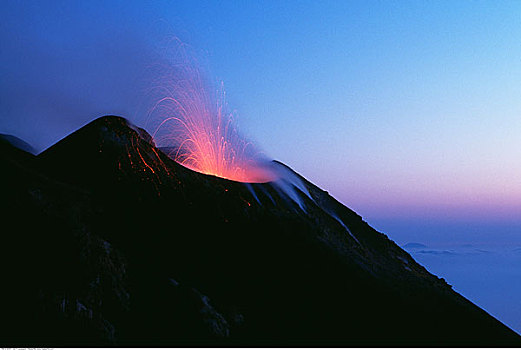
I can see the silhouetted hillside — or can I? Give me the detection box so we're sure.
[1,116,519,346]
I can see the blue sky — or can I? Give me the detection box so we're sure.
[1,0,520,224]
[2,0,521,335]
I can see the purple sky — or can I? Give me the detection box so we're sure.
[1,0,520,225]
[2,0,521,334]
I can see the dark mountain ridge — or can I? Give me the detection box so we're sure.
[1,116,519,346]
[0,133,36,154]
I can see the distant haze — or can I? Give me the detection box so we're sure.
[2,0,520,336]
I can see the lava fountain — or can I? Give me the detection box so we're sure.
[144,42,276,183]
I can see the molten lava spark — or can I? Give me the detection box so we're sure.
[145,42,275,183]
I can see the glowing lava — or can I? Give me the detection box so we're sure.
[145,42,276,183]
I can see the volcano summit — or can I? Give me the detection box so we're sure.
[1,116,519,346]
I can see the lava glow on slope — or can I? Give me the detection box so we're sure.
[145,42,276,183]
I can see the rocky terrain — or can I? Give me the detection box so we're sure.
[1,116,519,346]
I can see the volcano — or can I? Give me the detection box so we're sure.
[1,116,519,346]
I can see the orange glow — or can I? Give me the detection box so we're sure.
[145,40,276,183]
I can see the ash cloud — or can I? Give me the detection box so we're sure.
[0,3,170,153]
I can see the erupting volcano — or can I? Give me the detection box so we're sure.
[145,44,275,183]
[2,35,520,350]
[2,114,520,346]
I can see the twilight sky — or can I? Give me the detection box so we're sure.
[1,0,520,226]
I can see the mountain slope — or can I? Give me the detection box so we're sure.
[1,116,519,346]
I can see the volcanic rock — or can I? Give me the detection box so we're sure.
[0,116,519,346]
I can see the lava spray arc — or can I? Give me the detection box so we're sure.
[145,42,276,183]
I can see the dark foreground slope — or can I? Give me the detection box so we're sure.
[1,116,519,346]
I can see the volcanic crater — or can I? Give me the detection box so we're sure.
[1,116,519,346]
